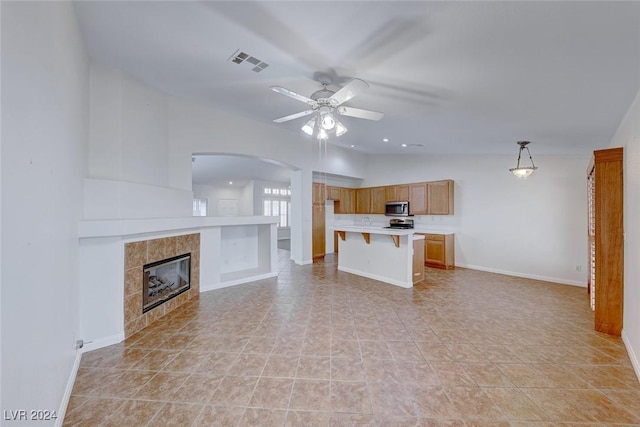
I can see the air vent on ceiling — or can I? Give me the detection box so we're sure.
[228,49,269,73]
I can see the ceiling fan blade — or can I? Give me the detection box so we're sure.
[273,110,315,123]
[329,78,369,106]
[270,86,316,106]
[338,106,384,121]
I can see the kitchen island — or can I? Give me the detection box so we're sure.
[332,226,416,288]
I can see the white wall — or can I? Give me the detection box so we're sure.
[192,183,246,216]
[85,66,192,219]
[1,1,88,422]
[363,154,589,286]
[609,88,640,381]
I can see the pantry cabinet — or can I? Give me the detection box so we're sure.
[588,147,623,336]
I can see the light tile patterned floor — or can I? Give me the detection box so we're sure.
[64,250,640,426]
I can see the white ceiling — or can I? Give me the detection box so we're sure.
[74,1,640,162]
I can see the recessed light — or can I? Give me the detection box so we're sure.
[229,181,233,185]
[350,144,356,148]
[382,138,389,142]
[401,143,407,148]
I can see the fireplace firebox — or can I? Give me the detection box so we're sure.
[142,253,191,313]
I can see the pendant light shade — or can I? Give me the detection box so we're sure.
[509,141,538,179]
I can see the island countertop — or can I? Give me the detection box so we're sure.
[331,225,415,236]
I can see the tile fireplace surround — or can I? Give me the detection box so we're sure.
[124,233,200,337]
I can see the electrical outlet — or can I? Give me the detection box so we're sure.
[576,265,582,272]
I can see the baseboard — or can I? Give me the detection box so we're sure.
[622,330,640,383]
[200,272,278,293]
[457,263,586,287]
[55,351,82,427]
[80,333,124,353]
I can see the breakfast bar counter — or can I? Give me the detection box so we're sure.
[332,226,416,288]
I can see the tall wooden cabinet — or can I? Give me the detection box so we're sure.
[588,147,623,336]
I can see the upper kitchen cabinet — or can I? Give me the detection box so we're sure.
[384,186,397,202]
[370,187,386,214]
[409,183,428,215]
[333,188,354,214]
[355,188,371,214]
[327,186,341,201]
[428,180,454,215]
[396,185,410,201]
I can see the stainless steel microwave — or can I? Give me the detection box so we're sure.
[385,201,411,216]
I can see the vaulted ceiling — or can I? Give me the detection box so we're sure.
[75,1,640,158]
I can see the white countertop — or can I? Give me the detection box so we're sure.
[332,225,454,236]
[79,216,279,239]
[331,225,415,236]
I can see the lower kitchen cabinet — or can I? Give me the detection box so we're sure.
[416,233,455,269]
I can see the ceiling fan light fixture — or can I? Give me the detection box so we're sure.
[301,118,315,136]
[509,140,538,179]
[321,113,336,130]
[317,127,328,140]
[335,120,348,137]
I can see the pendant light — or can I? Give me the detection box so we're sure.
[509,141,538,179]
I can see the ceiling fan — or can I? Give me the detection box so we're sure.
[270,77,384,139]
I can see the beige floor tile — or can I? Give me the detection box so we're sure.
[238,408,287,426]
[192,405,244,427]
[297,356,330,379]
[146,402,204,427]
[482,387,547,421]
[263,354,299,378]
[331,357,365,381]
[289,379,331,411]
[284,410,331,426]
[209,376,259,406]
[133,371,190,400]
[101,399,164,427]
[249,377,294,409]
[62,397,123,426]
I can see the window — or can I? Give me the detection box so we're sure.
[192,198,207,216]
[263,186,291,227]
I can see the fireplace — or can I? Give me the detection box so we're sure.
[143,253,191,313]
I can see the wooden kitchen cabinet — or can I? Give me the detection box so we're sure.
[428,180,454,215]
[370,186,386,214]
[313,182,326,205]
[409,183,428,215]
[416,233,455,269]
[588,147,624,336]
[384,185,397,202]
[327,186,341,201]
[355,188,371,214]
[340,188,354,214]
[396,185,410,201]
